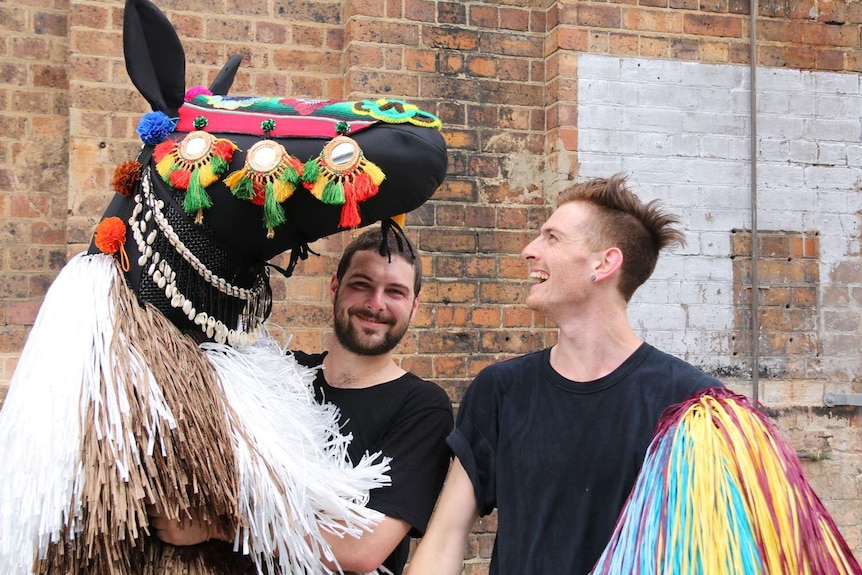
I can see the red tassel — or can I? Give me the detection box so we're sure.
[213,139,235,160]
[251,180,266,206]
[339,194,362,228]
[352,172,377,202]
[153,140,174,163]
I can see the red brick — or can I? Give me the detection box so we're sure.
[462,257,496,278]
[466,55,497,78]
[786,45,817,68]
[433,355,467,378]
[683,13,744,37]
[623,8,684,33]
[578,4,622,28]
[346,69,418,97]
[468,155,501,178]
[0,5,27,32]
[33,11,67,36]
[438,2,466,25]
[470,307,501,327]
[423,26,479,50]
[405,48,436,72]
[480,282,530,304]
[503,307,535,328]
[436,204,466,226]
[760,0,816,19]
[420,229,478,253]
[435,304,468,327]
[386,0,403,18]
[404,0,434,22]
[556,26,589,51]
[470,5,498,28]
[500,8,530,32]
[480,32,543,58]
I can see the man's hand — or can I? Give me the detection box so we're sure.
[148,506,229,546]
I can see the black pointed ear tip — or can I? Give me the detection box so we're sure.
[209,54,243,95]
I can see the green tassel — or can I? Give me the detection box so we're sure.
[184,169,213,213]
[280,162,299,184]
[321,179,345,205]
[301,158,319,185]
[211,155,228,175]
[231,176,255,200]
[263,183,286,229]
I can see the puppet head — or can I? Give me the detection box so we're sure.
[90,0,447,347]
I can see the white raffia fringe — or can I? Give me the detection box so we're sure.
[203,339,391,575]
[0,253,174,575]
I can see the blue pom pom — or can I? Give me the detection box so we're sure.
[136,111,176,145]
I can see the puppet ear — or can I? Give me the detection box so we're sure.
[209,54,242,96]
[122,0,185,115]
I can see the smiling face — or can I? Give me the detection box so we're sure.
[521,201,605,318]
[331,249,419,356]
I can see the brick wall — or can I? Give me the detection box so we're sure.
[1,1,69,393]
[3,0,862,572]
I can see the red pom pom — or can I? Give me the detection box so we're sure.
[94,217,127,255]
[170,169,191,189]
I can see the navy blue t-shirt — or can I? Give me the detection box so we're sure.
[448,343,722,575]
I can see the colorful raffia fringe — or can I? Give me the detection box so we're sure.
[301,133,385,229]
[224,140,305,238]
[590,387,862,575]
[153,131,238,224]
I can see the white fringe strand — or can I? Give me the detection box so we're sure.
[203,339,391,575]
[0,253,122,574]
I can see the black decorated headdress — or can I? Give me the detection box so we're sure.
[91,0,447,346]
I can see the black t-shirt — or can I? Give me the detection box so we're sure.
[293,351,453,575]
[448,343,723,575]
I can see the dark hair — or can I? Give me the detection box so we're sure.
[335,227,422,295]
[556,174,686,302]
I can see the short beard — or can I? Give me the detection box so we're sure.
[333,308,409,356]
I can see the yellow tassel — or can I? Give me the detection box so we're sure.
[361,158,385,186]
[156,154,176,178]
[309,176,329,201]
[392,213,406,228]
[197,163,218,187]
[223,169,247,189]
[272,179,295,203]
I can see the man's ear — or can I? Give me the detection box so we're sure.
[329,273,339,302]
[593,247,623,282]
[409,294,420,320]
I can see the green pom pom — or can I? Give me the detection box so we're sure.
[193,116,208,130]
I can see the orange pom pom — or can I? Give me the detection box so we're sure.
[94,217,127,255]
